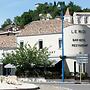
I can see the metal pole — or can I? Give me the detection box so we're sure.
[80,63,82,83]
[61,7,64,82]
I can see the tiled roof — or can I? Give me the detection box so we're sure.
[0,19,72,48]
[0,35,17,49]
[18,18,72,36]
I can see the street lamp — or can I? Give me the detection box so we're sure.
[58,4,64,82]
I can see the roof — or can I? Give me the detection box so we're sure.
[0,35,17,49]
[73,12,90,15]
[4,63,16,68]
[65,8,71,16]
[18,19,72,36]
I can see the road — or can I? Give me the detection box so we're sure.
[36,83,90,90]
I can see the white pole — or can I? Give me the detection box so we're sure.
[80,63,82,83]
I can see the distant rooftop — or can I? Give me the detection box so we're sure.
[0,35,17,49]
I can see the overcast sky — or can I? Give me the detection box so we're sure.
[0,0,90,27]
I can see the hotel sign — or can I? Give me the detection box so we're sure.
[71,29,88,47]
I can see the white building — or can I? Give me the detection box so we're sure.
[16,18,72,75]
[1,8,90,77]
[64,25,90,75]
[16,8,90,76]
[0,29,18,75]
[73,12,90,24]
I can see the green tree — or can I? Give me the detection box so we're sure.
[82,8,90,12]
[14,10,34,27]
[67,1,82,15]
[2,1,89,29]
[1,18,12,28]
[14,16,22,26]
[14,12,32,26]
[3,44,52,77]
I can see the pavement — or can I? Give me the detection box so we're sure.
[19,78,90,90]
[35,79,90,90]
[36,83,90,90]
[26,78,90,84]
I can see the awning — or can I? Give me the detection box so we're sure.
[4,63,16,68]
[48,56,61,65]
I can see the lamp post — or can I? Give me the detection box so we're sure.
[58,4,64,82]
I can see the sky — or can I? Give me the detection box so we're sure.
[0,0,90,27]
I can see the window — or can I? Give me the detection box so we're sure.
[74,61,76,75]
[85,17,88,24]
[59,39,62,48]
[78,16,81,24]
[20,41,24,48]
[39,40,43,49]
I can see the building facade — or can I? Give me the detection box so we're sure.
[0,28,19,75]
[64,25,90,75]
[1,8,90,76]
[73,12,90,24]
[16,9,90,76]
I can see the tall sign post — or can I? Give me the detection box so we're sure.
[58,4,64,82]
[61,6,64,82]
[76,54,88,83]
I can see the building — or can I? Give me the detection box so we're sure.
[73,12,90,24]
[1,8,90,77]
[64,25,90,75]
[16,8,90,77]
[16,18,72,76]
[0,27,19,75]
[64,8,72,23]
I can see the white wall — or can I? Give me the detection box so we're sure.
[64,25,90,76]
[64,16,72,23]
[17,24,90,76]
[73,12,90,24]
[17,34,62,63]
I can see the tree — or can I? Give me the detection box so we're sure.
[82,8,90,12]
[1,18,12,28]
[2,44,52,77]
[2,1,89,30]
[14,12,32,26]
[14,16,22,26]
[67,1,82,15]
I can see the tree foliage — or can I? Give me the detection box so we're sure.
[67,1,82,15]
[1,1,90,29]
[2,44,52,76]
[82,8,90,12]
[1,18,12,28]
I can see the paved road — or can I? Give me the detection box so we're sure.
[36,83,90,90]
[22,78,90,90]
